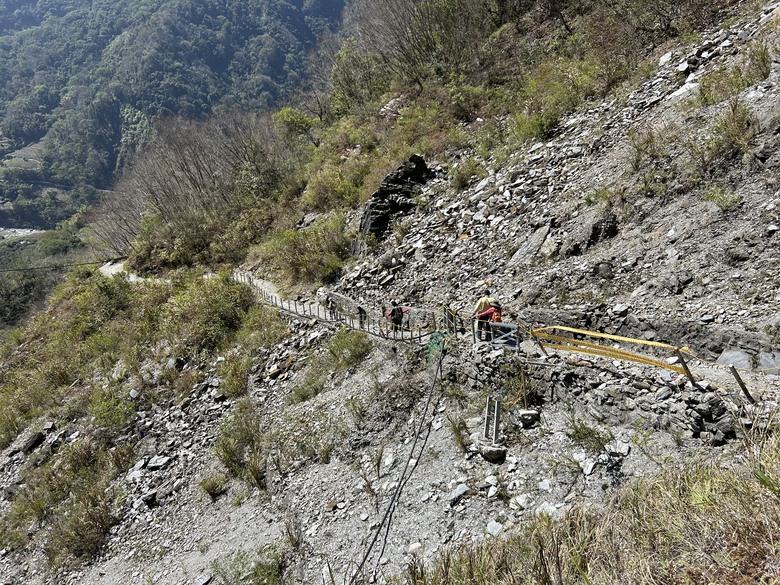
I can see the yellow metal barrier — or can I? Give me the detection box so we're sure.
[529,326,688,375]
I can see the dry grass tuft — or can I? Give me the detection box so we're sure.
[390,430,780,584]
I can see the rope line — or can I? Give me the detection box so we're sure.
[349,342,448,584]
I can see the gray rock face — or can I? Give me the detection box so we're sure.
[758,352,780,373]
[359,154,433,241]
[509,224,551,268]
[21,432,45,455]
[716,349,755,369]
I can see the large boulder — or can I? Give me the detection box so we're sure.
[359,154,432,240]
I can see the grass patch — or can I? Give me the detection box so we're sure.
[325,328,373,370]
[684,98,758,178]
[698,42,773,105]
[200,473,230,501]
[218,353,254,398]
[235,304,289,349]
[214,398,269,491]
[289,362,328,404]
[704,184,743,211]
[0,439,133,564]
[447,414,470,453]
[211,546,287,585]
[566,411,612,454]
[391,431,780,584]
[450,157,487,190]
[290,328,372,404]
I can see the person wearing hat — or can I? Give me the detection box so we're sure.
[472,289,494,341]
[474,300,502,342]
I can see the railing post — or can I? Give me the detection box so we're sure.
[675,348,699,389]
[492,399,500,444]
[483,397,491,440]
[729,365,756,404]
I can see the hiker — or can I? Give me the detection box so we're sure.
[474,300,503,342]
[472,289,494,341]
[386,300,408,332]
[357,305,367,329]
[326,295,337,321]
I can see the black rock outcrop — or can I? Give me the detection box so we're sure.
[359,154,432,240]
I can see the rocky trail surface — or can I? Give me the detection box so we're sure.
[3,2,780,584]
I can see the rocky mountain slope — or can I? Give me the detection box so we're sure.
[2,2,780,584]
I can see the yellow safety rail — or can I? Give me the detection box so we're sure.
[531,326,688,375]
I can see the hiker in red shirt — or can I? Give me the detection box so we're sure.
[472,290,494,341]
[474,300,502,341]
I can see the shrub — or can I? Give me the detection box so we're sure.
[698,65,749,106]
[302,162,365,210]
[88,386,135,431]
[256,214,352,284]
[711,98,758,158]
[325,328,373,370]
[1,439,131,564]
[510,56,600,143]
[450,158,487,190]
[273,106,320,147]
[627,128,661,172]
[214,398,268,490]
[447,414,470,453]
[46,481,119,564]
[163,272,255,353]
[235,305,289,349]
[685,99,758,177]
[200,473,230,501]
[446,76,488,121]
[329,38,390,116]
[218,353,254,398]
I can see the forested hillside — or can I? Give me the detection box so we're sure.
[0,0,344,228]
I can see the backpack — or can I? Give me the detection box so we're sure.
[391,306,403,321]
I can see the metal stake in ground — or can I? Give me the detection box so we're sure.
[675,348,699,388]
[729,365,756,404]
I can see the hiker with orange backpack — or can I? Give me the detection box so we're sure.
[472,290,495,341]
[474,300,502,342]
